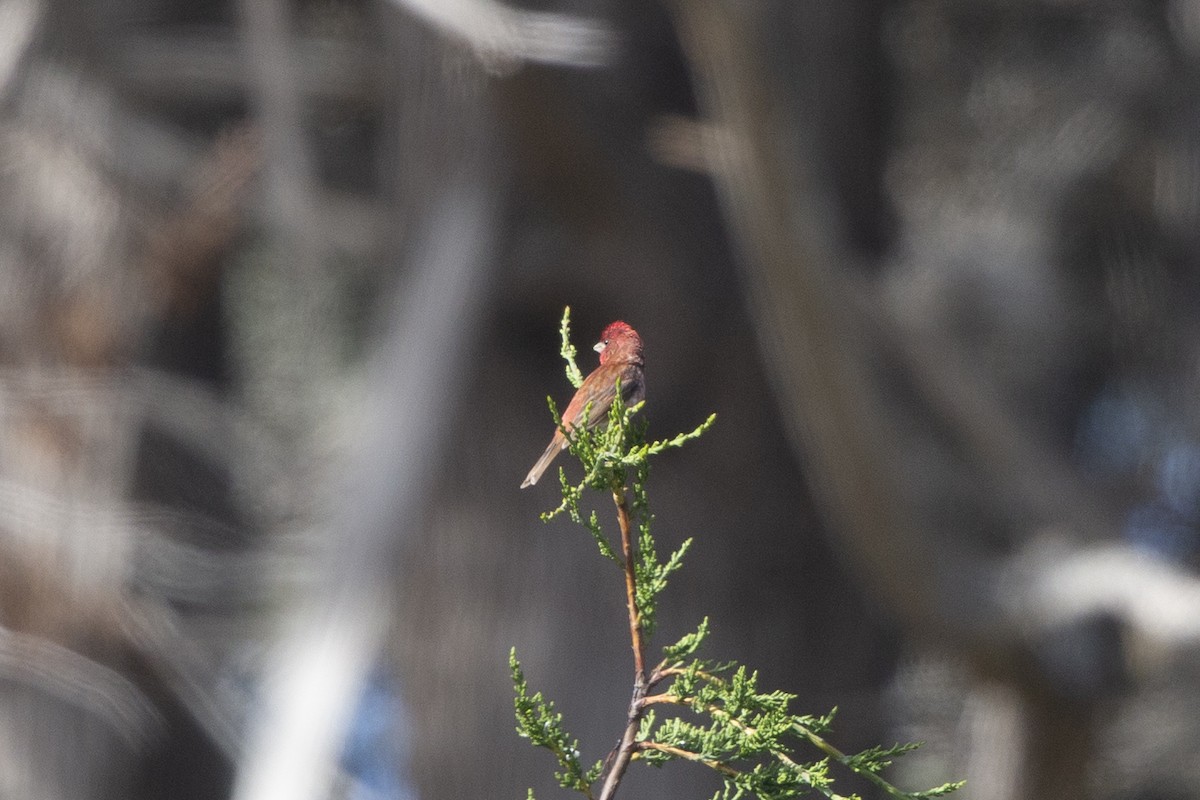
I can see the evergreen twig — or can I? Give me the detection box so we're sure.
[511,308,963,800]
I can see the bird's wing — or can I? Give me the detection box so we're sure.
[579,380,619,428]
[580,364,643,428]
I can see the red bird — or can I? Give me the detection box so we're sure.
[521,321,646,488]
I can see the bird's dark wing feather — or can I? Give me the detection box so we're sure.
[580,364,643,428]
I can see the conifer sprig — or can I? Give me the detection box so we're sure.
[511,308,962,800]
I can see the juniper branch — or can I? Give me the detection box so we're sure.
[513,309,960,800]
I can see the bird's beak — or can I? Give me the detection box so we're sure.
[593,341,606,353]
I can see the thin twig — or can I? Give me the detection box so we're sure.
[595,487,648,800]
[650,664,725,685]
[791,722,922,800]
[638,741,741,780]
[615,488,645,679]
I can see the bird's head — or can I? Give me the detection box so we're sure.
[594,321,643,365]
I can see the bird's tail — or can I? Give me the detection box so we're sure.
[521,438,566,488]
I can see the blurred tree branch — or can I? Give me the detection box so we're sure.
[667,0,939,632]
[230,3,503,800]
[387,0,617,70]
[664,2,1200,797]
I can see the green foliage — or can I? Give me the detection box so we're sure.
[845,744,923,775]
[510,649,604,795]
[512,309,962,800]
[559,306,584,389]
[662,617,710,663]
[635,534,690,639]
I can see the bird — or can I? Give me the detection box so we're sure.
[521,321,645,488]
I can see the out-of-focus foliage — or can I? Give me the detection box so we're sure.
[1,1,1200,800]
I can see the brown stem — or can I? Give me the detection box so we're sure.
[638,742,741,780]
[653,665,725,684]
[595,487,648,800]
[615,487,645,677]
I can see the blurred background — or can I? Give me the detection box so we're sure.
[3,0,1200,798]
